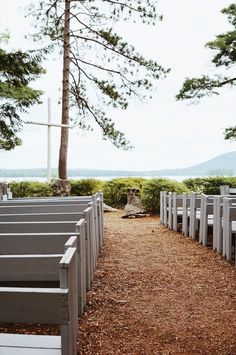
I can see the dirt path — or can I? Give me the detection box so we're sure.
[78,211,236,355]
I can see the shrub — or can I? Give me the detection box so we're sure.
[141,178,189,214]
[70,179,103,196]
[9,181,52,198]
[183,176,236,195]
[102,177,147,208]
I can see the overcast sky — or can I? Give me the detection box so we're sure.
[0,0,235,171]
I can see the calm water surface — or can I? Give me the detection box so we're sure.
[2,175,201,183]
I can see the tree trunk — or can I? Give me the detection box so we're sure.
[58,0,71,180]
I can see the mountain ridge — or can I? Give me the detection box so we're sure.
[1,151,236,177]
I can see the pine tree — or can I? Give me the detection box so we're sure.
[176,4,236,140]
[28,0,170,181]
[0,33,44,150]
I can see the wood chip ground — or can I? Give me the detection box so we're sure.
[0,211,235,354]
[78,211,236,355]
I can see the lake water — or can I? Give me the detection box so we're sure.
[1,175,201,183]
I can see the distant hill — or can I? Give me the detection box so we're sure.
[149,151,236,176]
[1,151,236,178]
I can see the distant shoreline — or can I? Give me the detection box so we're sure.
[1,150,236,179]
[0,175,217,183]
[1,150,235,178]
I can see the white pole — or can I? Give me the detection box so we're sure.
[25,103,73,184]
[47,98,52,183]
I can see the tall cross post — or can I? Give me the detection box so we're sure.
[25,98,74,183]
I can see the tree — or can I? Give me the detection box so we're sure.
[176,3,236,138]
[28,0,170,181]
[0,33,45,150]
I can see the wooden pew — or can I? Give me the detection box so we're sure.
[161,192,193,236]
[0,205,95,287]
[0,220,86,316]
[160,191,168,226]
[0,203,99,265]
[172,192,184,232]
[160,191,164,224]
[0,193,104,255]
[0,236,77,285]
[198,195,214,246]
[220,185,236,196]
[189,193,201,240]
[4,191,104,243]
[213,196,236,256]
[161,190,236,266]
[163,191,181,231]
[0,247,78,355]
[0,206,94,257]
[167,192,173,230]
[181,193,191,236]
[213,196,222,253]
[0,212,87,222]
[222,197,236,264]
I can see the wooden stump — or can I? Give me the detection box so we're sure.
[51,179,71,196]
[122,188,146,218]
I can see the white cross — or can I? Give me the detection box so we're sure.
[25,98,74,183]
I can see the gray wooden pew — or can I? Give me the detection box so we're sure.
[161,192,180,231]
[161,192,191,236]
[167,192,173,230]
[213,196,236,255]
[0,247,78,355]
[220,185,236,195]
[0,220,86,316]
[1,193,104,255]
[0,203,91,214]
[160,191,164,224]
[0,212,87,222]
[213,196,223,253]
[188,193,201,240]
[182,193,191,236]
[161,191,168,227]
[0,236,77,284]
[161,190,236,267]
[5,191,103,222]
[172,192,184,232]
[0,203,99,263]
[0,220,82,233]
[0,192,104,284]
[0,206,94,253]
[222,197,236,264]
[198,195,214,246]
[0,206,95,289]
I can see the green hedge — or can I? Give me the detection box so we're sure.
[9,181,52,198]
[183,177,236,195]
[142,178,189,214]
[9,179,103,199]
[102,177,146,208]
[70,179,103,196]
[9,176,236,214]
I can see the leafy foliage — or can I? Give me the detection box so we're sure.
[10,181,52,197]
[224,126,236,142]
[27,0,169,150]
[0,35,45,150]
[183,176,236,195]
[208,4,236,67]
[141,178,189,214]
[176,4,236,106]
[70,178,103,196]
[102,177,146,208]
[176,75,235,101]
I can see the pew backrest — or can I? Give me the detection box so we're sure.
[0,212,85,222]
[0,246,78,355]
